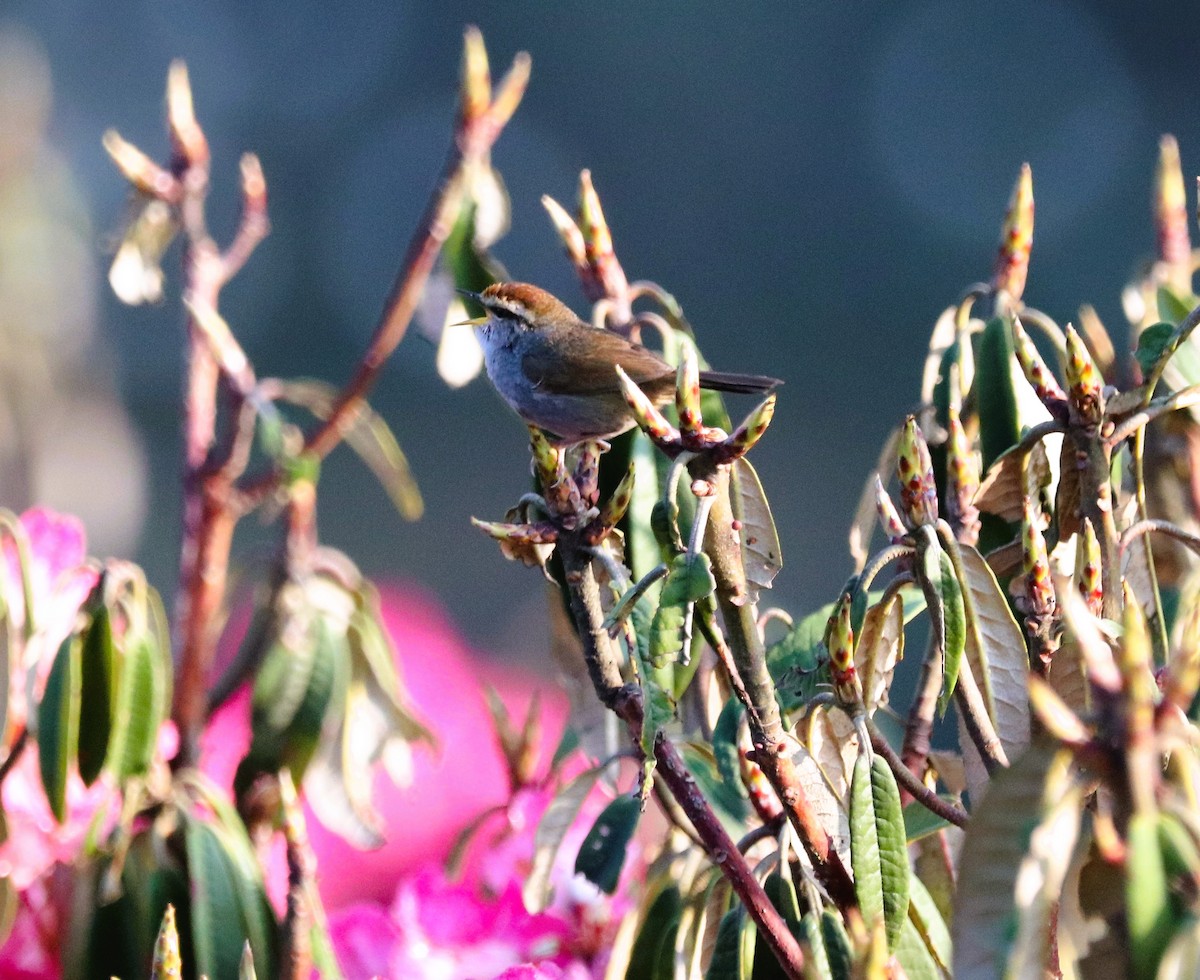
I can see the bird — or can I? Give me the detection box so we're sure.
[465,281,781,445]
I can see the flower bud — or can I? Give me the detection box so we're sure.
[874,475,907,542]
[1011,315,1067,411]
[1074,518,1103,616]
[897,416,938,528]
[1064,325,1104,426]
[1156,134,1191,272]
[945,403,981,545]
[676,342,703,435]
[1021,498,1055,619]
[614,366,680,446]
[827,594,862,706]
[722,394,776,461]
[578,170,629,301]
[993,163,1034,301]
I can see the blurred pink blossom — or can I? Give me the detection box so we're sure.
[0,508,102,980]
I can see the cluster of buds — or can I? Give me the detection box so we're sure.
[473,428,635,568]
[614,343,776,468]
[543,170,630,306]
[992,163,1035,303]
[1012,315,1106,431]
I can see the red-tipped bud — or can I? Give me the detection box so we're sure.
[897,416,938,528]
[614,366,680,446]
[471,518,558,545]
[874,475,907,542]
[1021,498,1055,619]
[721,393,776,461]
[152,906,183,980]
[578,170,629,301]
[573,441,603,508]
[740,750,783,823]
[528,428,578,516]
[993,163,1034,301]
[1074,518,1103,616]
[1156,135,1191,272]
[589,462,636,543]
[676,342,703,435]
[1121,583,1155,748]
[945,395,981,545]
[1063,325,1104,426]
[827,594,862,706]
[1012,315,1067,410]
[486,52,531,132]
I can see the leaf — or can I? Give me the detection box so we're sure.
[730,458,782,604]
[38,633,81,822]
[850,750,885,940]
[768,601,835,710]
[109,635,169,779]
[908,872,953,971]
[870,754,910,949]
[551,725,581,770]
[857,593,905,715]
[523,766,604,913]
[957,543,1031,770]
[77,605,116,786]
[951,738,1061,979]
[1137,322,1177,378]
[186,817,250,980]
[705,908,754,980]
[649,600,687,670]
[273,379,423,520]
[626,885,682,980]
[576,795,641,894]
[1005,765,1084,980]
[801,911,834,980]
[1128,812,1179,978]
[903,800,953,843]
[1158,285,1194,326]
[975,440,1051,523]
[712,698,748,801]
[895,913,942,979]
[975,316,1022,471]
[660,552,716,605]
[821,910,854,979]
[932,548,966,717]
[682,742,749,824]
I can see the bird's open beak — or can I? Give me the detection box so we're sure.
[450,315,489,327]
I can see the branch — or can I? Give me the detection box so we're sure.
[869,722,968,829]
[236,39,531,513]
[693,458,858,909]
[556,536,805,980]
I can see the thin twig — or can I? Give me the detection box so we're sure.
[869,722,968,828]
[1121,518,1200,559]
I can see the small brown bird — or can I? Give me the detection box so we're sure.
[469,282,781,444]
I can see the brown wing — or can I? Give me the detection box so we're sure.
[521,330,674,395]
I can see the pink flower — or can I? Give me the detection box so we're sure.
[0,509,102,979]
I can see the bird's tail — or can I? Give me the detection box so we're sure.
[698,370,782,395]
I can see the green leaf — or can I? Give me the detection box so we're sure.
[1128,812,1179,978]
[908,873,952,971]
[109,635,169,779]
[1158,285,1194,325]
[902,800,953,843]
[575,794,641,894]
[681,741,749,825]
[871,754,910,948]
[850,750,884,940]
[820,910,854,979]
[706,907,755,980]
[38,633,81,822]
[523,766,604,913]
[712,698,748,801]
[550,726,581,771]
[975,315,1021,470]
[802,911,834,980]
[649,600,687,670]
[660,552,715,605]
[895,913,941,979]
[626,885,681,980]
[273,380,423,520]
[77,604,116,786]
[933,549,966,717]
[186,817,249,980]
[1137,322,1177,378]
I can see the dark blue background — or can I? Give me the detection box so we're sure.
[7,1,1198,659]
